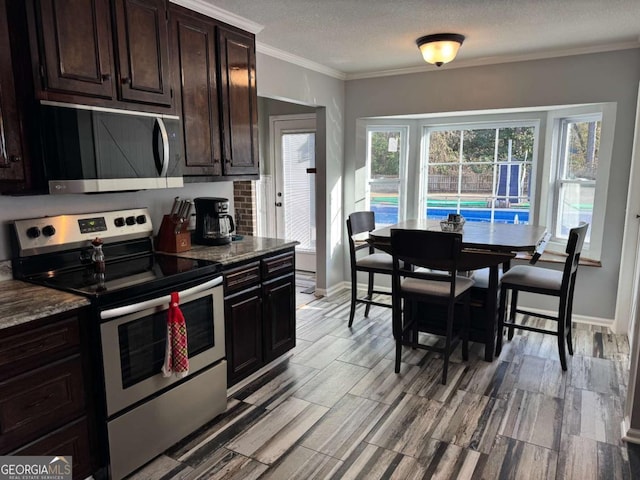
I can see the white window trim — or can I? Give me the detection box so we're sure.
[539,103,616,261]
[358,104,615,263]
[365,125,409,224]
[419,118,540,223]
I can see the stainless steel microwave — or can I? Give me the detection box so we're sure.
[39,101,184,194]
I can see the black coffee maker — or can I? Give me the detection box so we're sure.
[193,197,235,245]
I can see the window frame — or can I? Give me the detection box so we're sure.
[419,119,540,225]
[365,125,409,227]
[540,104,616,261]
[357,103,615,262]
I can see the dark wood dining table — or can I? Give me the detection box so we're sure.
[365,219,548,361]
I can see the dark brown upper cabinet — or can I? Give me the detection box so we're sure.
[35,0,114,99]
[28,0,172,109]
[218,26,259,177]
[113,0,172,106]
[170,5,222,176]
[0,0,30,192]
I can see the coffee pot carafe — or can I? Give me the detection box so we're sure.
[193,197,235,245]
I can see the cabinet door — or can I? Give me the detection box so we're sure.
[0,0,27,189]
[12,417,93,480]
[37,0,114,99]
[218,26,259,176]
[263,273,296,362]
[224,287,263,385]
[113,0,172,106]
[0,355,85,453]
[170,7,222,176]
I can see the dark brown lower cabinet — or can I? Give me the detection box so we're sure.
[0,309,97,479]
[224,286,263,384]
[224,249,296,386]
[263,273,296,362]
[12,417,93,480]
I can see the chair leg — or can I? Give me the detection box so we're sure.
[364,272,374,317]
[557,300,568,371]
[566,278,577,356]
[442,303,455,385]
[404,300,418,348]
[496,285,508,357]
[348,269,357,328]
[462,294,470,361]
[507,290,518,340]
[393,295,402,373]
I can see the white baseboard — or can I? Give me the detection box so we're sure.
[317,283,614,329]
[315,281,349,298]
[621,417,640,444]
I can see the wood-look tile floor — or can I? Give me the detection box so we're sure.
[128,281,633,480]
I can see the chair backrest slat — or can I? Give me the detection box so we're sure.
[391,229,463,279]
[562,222,589,282]
[347,211,375,237]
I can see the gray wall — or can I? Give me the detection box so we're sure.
[0,183,233,261]
[258,96,316,177]
[257,53,345,293]
[344,49,640,321]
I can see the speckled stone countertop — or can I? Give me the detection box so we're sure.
[0,236,294,331]
[171,235,298,266]
[0,279,90,331]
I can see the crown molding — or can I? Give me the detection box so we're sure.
[166,3,639,83]
[256,43,347,80]
[346,40,640,80]
[169,0,263,33]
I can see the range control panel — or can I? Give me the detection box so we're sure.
[14,208,153,256]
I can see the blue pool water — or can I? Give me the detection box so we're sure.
[371,205,529,225]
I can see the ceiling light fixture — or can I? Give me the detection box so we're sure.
[416,33,465,67]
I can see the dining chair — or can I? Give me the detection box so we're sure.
[346,211,393,327]
[391,229,475,384]
[495,223,589,370]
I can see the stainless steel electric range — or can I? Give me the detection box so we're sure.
[11,208,227,480]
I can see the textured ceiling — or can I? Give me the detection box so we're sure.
[203,0,640,77]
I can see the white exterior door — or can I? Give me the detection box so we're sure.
[271,115,316,272]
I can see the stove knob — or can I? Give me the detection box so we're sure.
[42,225,56,237]
[136,215,147,225]
[126,216,136,226]
[114,217,125,227]
[26,226,41,238]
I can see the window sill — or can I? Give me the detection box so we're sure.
[515,251,602,267]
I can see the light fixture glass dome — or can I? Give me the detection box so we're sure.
[416,33,465,67]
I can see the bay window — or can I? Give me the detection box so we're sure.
[365,126,408,227]
[420,123,537,224]
[358,104,614,262]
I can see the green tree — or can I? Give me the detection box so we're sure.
[370,132,400,177]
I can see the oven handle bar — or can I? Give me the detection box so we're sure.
[100,276,223,320]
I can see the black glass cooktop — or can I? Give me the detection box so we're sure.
[24,253,221,301]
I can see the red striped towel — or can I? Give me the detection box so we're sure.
[161,292,189,378]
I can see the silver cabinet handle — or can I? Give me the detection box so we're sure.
[156,118,170,177]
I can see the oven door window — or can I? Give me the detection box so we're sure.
[118,295,214,388]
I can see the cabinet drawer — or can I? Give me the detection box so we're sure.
[0,355,85,453]
[0,316,80,377]
[225,261,261,295]
[262,251,295,280]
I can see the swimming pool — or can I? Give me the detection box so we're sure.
[371,204,529,225]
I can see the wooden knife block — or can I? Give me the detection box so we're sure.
[155,215,191,253]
